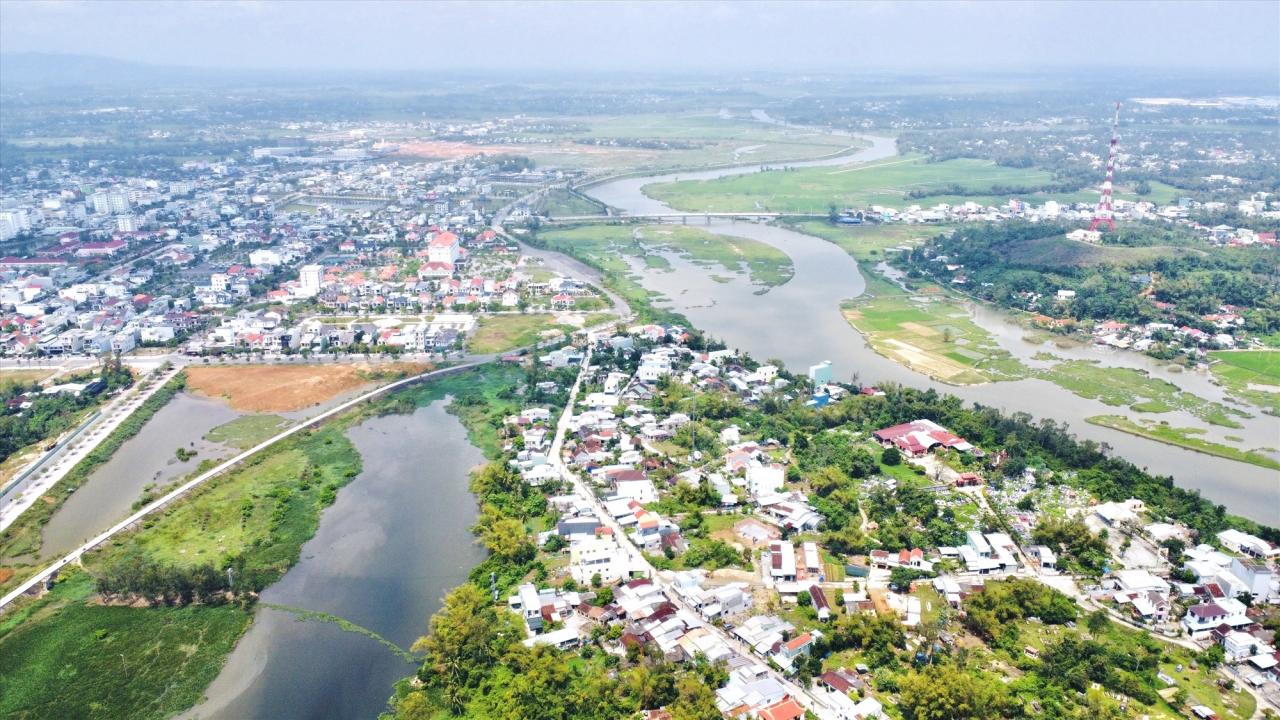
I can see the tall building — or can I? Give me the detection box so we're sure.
[115,214,138,232]
[299,264,324,297]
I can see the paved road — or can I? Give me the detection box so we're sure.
[0,361,482,610]
[0,365,184,531]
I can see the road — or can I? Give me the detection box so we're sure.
[547,345,840,719]
[0,364,184,531]
[0,361,482,610]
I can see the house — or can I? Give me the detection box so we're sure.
[1230,557,1273,602]
[512,583,544,632]
[1183,599,1250,637]
[757,697,806,720]
[873,419,972,457]
[774,632,815,670]
[767,541,797,583]
[1220,630,1274,664]
[810,584,833,621]
[1218,529,1276,558]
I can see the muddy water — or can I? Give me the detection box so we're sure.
[186,400,484,720]
[39,392,239,560]
[584,135,1280,524]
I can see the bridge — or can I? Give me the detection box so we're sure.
[539,211,826,225]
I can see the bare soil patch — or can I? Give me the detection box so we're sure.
[185,363,430,413]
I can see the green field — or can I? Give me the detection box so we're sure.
[645,155,1059,212]
[468,314,574,354]
[646,154,1177,212]
[842,290,1026,385]
[0,369,53,393]
[204,414,292,449]
[1088,415,1280,471]
[1210,350,1280,414]
[537,188,606,217]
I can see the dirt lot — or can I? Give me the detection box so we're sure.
[184,363,430,413]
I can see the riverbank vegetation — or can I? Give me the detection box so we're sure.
[1088,415,1280,471]
[0,371,185,593]
[530,224,794,297]
[203,414,292,450]
[0,361,541,720]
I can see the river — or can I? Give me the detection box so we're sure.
[583,133,1280,524]
[39,392,240,560]
[186,400,485,720]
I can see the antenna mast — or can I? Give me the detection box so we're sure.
[1089,101,1121,232]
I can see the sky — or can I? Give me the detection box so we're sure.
[1,0,1277,74]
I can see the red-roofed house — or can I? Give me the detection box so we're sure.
[758,696,805,720]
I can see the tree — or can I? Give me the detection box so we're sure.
[669,675,722,720]
[412,584,522,714]
[881,446,902,466]
[900,664,1014,720]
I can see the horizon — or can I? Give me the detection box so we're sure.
[1,0,1278,75]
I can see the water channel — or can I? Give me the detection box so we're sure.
[39,392,240,560]
[187,400,484,720]
[584,134,1280,524]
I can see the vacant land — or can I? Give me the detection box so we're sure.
[645,155,1060,212]
[204,415,293,449]
[469,314,574,354]
[538,188,606,217]
[1210,350,1280,415]
[842,291,1025,385]
[1088,415,1280,471]
[185,363,428,413]
[0,369,53,393]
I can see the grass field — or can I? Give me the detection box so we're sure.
[468,314,573,354]
[646,153,1176,213]
[0,369,53,393]
[456,113,859,174]
[841,280,1027,385]
[645,154,1060,212]
[537,188,606,217]
[1209,350,1280,415]
[1089,415,1280,471]
[204,415,293,449]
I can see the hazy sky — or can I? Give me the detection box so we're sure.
[2,0,1277,73]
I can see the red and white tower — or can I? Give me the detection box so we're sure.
[1089,101,1121,232]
